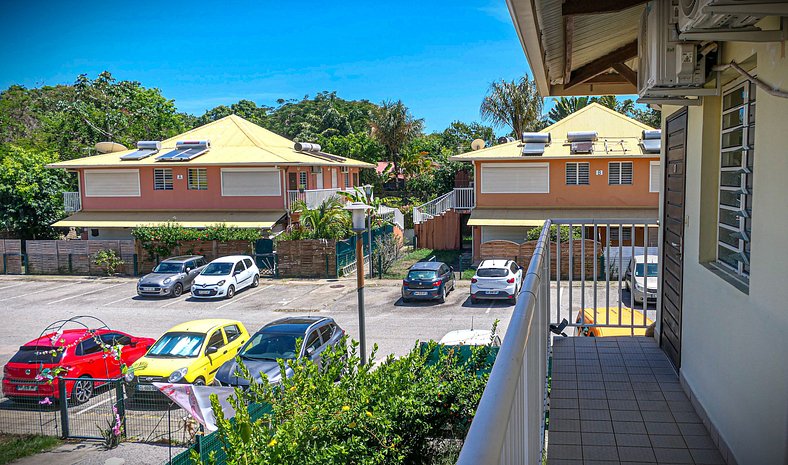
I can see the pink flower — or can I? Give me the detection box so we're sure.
[112,406,118,415]
[112,424,121,436]
[39,397,52,405]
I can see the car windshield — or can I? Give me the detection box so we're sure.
[10,346,63,364]
[201,262,233,276]
[477,268,508,278]
[407,270,437,280]
[152,262,183,273]
[240,332,301,361]
[635,263,659,277]
[147,332,204,358]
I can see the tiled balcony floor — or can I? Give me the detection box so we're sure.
[547,336,725,465]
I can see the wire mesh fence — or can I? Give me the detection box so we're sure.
[0,376,197,448]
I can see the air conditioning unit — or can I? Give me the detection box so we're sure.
[340,167,349,173]
[638,0,717,102]
[310,166,322,174]
[678,0,788,36]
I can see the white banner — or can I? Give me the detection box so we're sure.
[153,383,237,431]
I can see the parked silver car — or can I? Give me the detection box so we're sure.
[214,316,346,387]
[137,255,208,298]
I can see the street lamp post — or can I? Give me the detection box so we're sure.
[364,184,374,279]
[345,201,372,365]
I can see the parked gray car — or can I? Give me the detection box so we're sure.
[137,255,208,298]
[214,316,345,387]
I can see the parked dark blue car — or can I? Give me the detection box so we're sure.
[401,261,455,303]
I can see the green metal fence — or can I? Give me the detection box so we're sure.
[335,224,394,277]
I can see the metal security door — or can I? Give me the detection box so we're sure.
[660,109,687,370]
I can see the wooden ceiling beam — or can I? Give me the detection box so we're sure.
[564,40,638,90]
[563,15,574,84]
[562,0,648,16]
[586,74,630,84]
[612,63,638,86]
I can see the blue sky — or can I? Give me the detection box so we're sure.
[1,0,537,133]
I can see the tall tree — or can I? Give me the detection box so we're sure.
[0,145,70,239]
[547,96,592,123]
[369,100,424,183]
[479,76,544,137]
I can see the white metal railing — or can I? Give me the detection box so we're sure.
[459,218,661,463]
[412,188,476,224]
[287,188,354,210]
[454,187,475,210]
[457,219,551,465]
[377,205,404,230]
[63,192,81,212]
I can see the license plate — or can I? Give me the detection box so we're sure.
[141,287,157,292]
[484,291,499,295]
[197,290,211,295]
[413,292,428,296]
[17,385,37,392]
[136,384,156,392]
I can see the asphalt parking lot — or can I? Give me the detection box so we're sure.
[0,276,516,368]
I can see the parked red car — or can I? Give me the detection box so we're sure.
[2,329,155,405]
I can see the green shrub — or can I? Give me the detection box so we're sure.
[131,222,262,259]
[92,249,124,276]
[525,225,582,242]
[209,337,495,465]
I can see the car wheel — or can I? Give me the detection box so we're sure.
[251,275,260,288]
[193,377,206,386]
[71,376,94,406]
[172,283,183,298]
[226,285,235,299]
[438,286,446,303]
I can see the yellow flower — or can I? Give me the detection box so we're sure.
[289,386,297,392]
[268,438,277,447]
[342,405,350,411]
[348,422,357,428]
[366,411,373,417]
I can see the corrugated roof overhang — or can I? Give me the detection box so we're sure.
[468,208,658,227]
[52,210,286,229]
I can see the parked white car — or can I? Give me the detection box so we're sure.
[191,256,260,299]
[439,329,501,347]
[624,255,658,304]
[470,259,523,304]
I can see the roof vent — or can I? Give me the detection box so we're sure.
[521,132,551,156]
[156,140,210,162]
[294,142,322,152]
[120,141,161,161]
[567,131,597,154]
[641,129,662,153]
[497,136,516,144]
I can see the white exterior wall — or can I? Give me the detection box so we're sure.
[660,41,788,465]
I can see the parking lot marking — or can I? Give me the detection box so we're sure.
[102,295,135,307]
[75,396,112,415]
[160,294,189,308]
[215,284,273,310]
[0,281,76,302]
[47,282,127,305]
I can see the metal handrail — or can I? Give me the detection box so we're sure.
[457,219,551,465]
[413,190,454,224]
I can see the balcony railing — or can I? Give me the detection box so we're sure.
[286,188,354,211]
[458,218,659,464]
[63,192,81,212]
[412,188,475,224]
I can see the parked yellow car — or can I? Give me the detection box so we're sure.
[125,319,249,396]
[575,307,654,337]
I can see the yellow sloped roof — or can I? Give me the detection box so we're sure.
[452,103,657,161]
[48,114,375,169]
[52,210,285,228]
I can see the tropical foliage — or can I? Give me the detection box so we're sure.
[370,100,425,183]
[480,76,545,136]
[547,95,661,128]
[207,335,497,465]
[131,222,262,259]
[279,197,351,241]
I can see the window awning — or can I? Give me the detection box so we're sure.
[52,210,286,229]
[468,208,658,227]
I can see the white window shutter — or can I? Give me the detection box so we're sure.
[221,169,281,196]
[84,170,140,197]
[481,163,549,193]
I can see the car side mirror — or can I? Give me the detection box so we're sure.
[185,268,192,273]
[305,346,316,356]
[129,340,138,347]
[205,346,218,356]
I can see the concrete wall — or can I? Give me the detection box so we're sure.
[660,40,788,465]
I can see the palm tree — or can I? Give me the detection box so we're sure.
[479,76,544,137]
[369,100,424,186]
[291,197,350,240]
[547,96,592,123]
